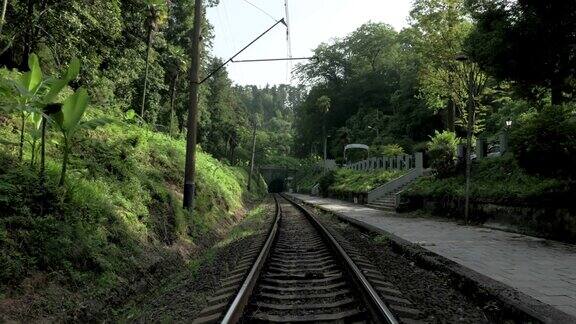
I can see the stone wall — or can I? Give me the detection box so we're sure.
[405,196,576,243]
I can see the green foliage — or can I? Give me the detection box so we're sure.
[294,22,442,159]
[319,170,336,197]
[316,95,331,115]
[466,0,575,104]
[406,154,569,205]
[427,130,459,178]
[409,0,473,131]
[0,110,266,292]
[510,104,576,179]
[293,160,324,193]
[371,144,405,157]
[321,168,406,195]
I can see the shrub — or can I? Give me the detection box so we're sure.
[510,103,576,180]
[427,130,459,178]
[319,170,336,197]
[371,144,405,157]
[327,168,404,194]
[405,154,568,206]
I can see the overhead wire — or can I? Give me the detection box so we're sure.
[242,0,278,22]
[222,0,247,83]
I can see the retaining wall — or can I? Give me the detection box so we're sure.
[406,196,576,244]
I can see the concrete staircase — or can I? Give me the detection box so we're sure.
[366,185,408,212]
[366,153,424,210]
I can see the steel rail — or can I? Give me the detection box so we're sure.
[280,194,399,324]
[220,195,282,324]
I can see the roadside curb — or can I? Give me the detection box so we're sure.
[287,194,576,324]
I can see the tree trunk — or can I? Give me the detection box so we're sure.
[446,99,455,132]
[169,72,179,136]
[0,0,9,37]
[230,140,236,164]
[21,0,34,69]
[140,24,154,119]
[247,124,257,191]
[58,139,68,186]
[18,113,25,161]
[30,139,36,167]
[39,116,47,216]
[551,72,563,105]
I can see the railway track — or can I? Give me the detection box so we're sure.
[193,194,424,323]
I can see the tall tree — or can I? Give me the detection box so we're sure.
[408,0,472,131]
[140,0,167,119]
[316,95,331,165]
[466,0,576,104]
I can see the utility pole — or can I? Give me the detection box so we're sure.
[248,121,257,190]
[183,0,203,210]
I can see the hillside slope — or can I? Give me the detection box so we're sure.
[0,110,266,320]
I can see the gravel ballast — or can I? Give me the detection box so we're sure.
[314,210,496,323]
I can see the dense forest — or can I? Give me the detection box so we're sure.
[293,0,575,162]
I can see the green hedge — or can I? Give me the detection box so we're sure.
[405,155,572,206]
[325,168,405,195]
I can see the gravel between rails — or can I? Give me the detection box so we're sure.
[241,200,370,322]
[314,210,492,323]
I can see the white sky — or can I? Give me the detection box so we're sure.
[207,0,413,86]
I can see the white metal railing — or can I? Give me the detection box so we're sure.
[367,153,424,203]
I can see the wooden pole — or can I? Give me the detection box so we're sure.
[183,0,203,210]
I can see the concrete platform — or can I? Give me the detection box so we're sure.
[288,193,576,320]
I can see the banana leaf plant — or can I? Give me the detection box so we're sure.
[27,112,42,167]
[53,88,89,186]
[53,88,110,186]
[0,54,43,160]
[0,53,79,165]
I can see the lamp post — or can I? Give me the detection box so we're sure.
[501,120,512,154]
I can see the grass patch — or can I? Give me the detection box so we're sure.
[328,168,406,195]
[0,108,267,316]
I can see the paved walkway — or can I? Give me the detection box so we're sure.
[289,194,576,318]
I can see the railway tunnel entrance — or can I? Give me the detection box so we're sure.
[259,165,297,193]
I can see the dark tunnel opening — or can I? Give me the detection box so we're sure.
[268,178,285,193]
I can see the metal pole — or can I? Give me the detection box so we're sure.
[464,69,474,225]
[323,124,327,173]
[183,0,203,210]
